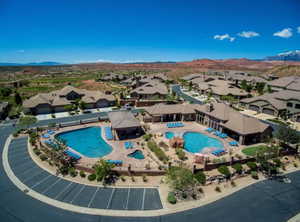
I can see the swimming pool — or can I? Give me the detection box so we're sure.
[55,127,112,158]
[183,131,223,153]
[165,131,175,139]
[127,150,145,159]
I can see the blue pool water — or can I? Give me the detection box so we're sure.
[183,131,223,153]
[165,131,175,139]
[55,127,112,158]
[127,150,145,160]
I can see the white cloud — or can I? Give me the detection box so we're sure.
[273,28,293,38]
[297,26,300,34]
[213,34,235,42]
[238,31,260,38]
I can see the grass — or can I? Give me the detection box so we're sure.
[242,145,268,157]
[266,118,290,125]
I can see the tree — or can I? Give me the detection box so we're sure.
[194,171,206,185]
[19,115,37,128]
[275,125,300,145]
[14,91,22,105]
[93,159,115,185]
[166,166,196,192]
[0,87,12,97]
[218,165,231,178]
[255,82,266,95]
[79,101,87,110]
[232,163,243,174]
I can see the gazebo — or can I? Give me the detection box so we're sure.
[108,111,143,140]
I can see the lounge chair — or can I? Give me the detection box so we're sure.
[42,133,50,139]
[47,130,55,135]
[106,159,123,166]
[229,141,238,146]
[104,127,113,140]
[205,128,214,132]
[64,150,81,160]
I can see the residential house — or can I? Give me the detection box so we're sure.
[267,76,300,92]
[23,85,116,115]
[240,90,300,122]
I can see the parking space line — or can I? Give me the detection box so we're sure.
[70,185,85,204]
[54,182,73,200]
[18,165,38,176]
[141,188,146,210]
[42,178,62,194]
[88,187,99,208]
[125,187,130,210]
[13,159,33,168]
[31,174,52,189]
[23,170,44,183]
[106,188,115,209]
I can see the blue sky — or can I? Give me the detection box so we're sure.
[0,0,300,63]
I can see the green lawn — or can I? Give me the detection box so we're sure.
[242,145,268,157]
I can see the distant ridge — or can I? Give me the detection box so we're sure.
[0,61,64,66]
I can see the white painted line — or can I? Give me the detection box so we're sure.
[42,178,62,194]
[141,188,146,210]
[125,187,130,210]
[106,188,115,209]
[31,174,52,189]
[18,165,38,176]
[23,170,44,183]
[54,182,73,200]
[88,187,99,208]
[70,185,85,204]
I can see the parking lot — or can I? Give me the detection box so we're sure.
[8,137,162,211]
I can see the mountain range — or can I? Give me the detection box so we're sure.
[265,50,300,61]
[0,61,64,66]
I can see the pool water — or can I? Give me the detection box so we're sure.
[55,127,112,158]
[127,150,145,159]
[165,131,175,139]
[183,131,223,153]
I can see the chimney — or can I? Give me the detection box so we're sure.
[206,103,214,112]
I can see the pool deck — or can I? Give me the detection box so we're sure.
[41,123,159,171]
[148,121,245,167]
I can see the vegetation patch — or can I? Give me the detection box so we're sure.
[147,140,169,163]
[242,145,268,157]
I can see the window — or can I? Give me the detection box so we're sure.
[287,102,293,108]
[295,104,300,109]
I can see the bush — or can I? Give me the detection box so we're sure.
[143,134,152,141]
[231,180,236,187]
[131,176,135,182]
[145,163,151,170]
[218,165,231,177]
[33,148,41,156]
[247,162,257,171]
[232,163,243,174]
[147,140,169,162]
[69,168,78,177]
[88,174,96,181]
[142,174,148,182]
[215,186,221,192]
[79,170,86,178]
[194,171,206,185]
[120,176,126,182]
[39,154,48,161]
[251,171,259,180]
[294,162,298,168]
[175,148,186,161]
[167,192,177,204]
[198,187,204,193]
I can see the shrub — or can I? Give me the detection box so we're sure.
[182,192,187,199]
[194,171,206,185]
[247,162,257,171]
[167,192,177,204]
[159,141,169,151]
[120,176,126,182]
[69,168,78,177]
[147,140,169,162]
[192,193,197,200]
[251,171,259,180]
[88,174,96,181]
[198,187,204,193]
[142,174,148,182]
[294,162,298,168]
[131,176,135,182]
[143,134,152,141]
[235,154,243,160]
[39,154,48,161]
[218,165,231,178]
[33,148,41,156]
[232,163,243,174]
[175,148,186,161]
[231,180,236,187]
[215,186,221,192]
[79,170,86,178]
[145,163,151,170]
